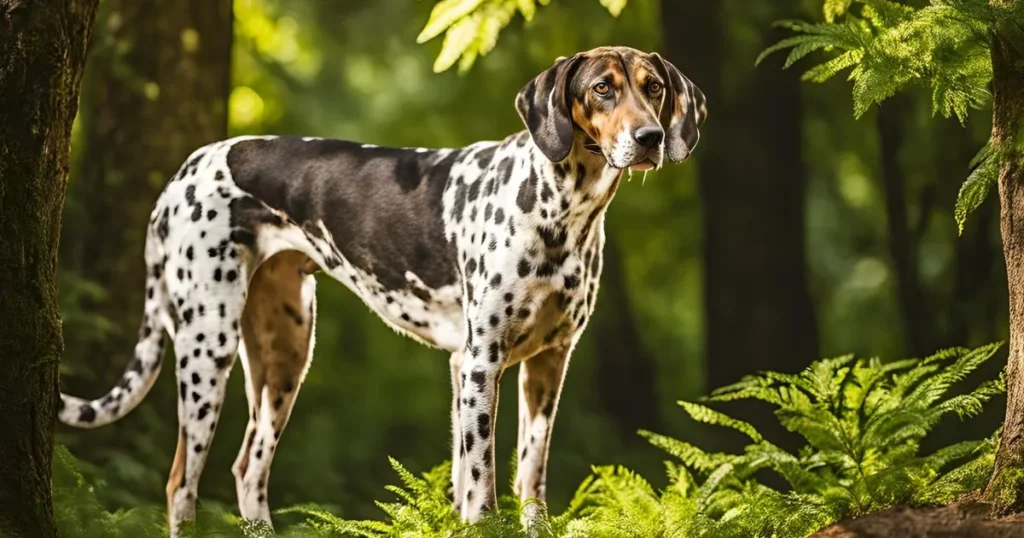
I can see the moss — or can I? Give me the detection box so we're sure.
[986,459,1024,515]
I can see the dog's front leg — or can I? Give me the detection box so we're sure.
[514,345,570,507]
[456,318,505,522]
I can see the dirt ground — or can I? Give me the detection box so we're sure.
[811,501,1024,538]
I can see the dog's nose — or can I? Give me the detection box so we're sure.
[634,126,664,148]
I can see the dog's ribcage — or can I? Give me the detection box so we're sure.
[149,132,613,361]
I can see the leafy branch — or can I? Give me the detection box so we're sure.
[416,0,628,73]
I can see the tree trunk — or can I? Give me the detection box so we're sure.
[877,97,936,357]
[60,0,233,390]
[661,1,819,392]
[592,237,661,436]
[0,1,100,536]
[985,23,1024,515]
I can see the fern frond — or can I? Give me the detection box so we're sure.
[640,430,734,473]
[678,401,763,443]
[955,148,1000,234]
[903,342,1002,410]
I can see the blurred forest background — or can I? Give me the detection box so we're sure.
[55,0,1009,522]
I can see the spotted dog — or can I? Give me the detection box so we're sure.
[58,46,706,533]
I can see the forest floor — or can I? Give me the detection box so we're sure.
[812,500,1024,537]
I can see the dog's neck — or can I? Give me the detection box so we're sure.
[493,131,623,253]
[538,132,623,216]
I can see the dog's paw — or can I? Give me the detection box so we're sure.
[519,500,551,537]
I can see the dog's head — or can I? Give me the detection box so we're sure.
[516,46,707,170]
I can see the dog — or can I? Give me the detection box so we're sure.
[58,45,706,533]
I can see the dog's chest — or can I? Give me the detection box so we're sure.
[442,138,616,362]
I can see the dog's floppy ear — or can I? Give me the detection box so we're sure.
[651,53,707,162]
[516,55,582,163]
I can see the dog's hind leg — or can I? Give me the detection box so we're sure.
[449,349,465,510]
[164,234,248,535]
[232,250,317,525]
[232,333,265,517]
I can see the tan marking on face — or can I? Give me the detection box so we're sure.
[569,48,666,155]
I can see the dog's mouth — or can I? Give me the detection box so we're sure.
[628,159,657,172]
[616,152,661,173]
[582,136,661,173]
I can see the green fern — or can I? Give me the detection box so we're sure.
[278,457,542,537]
[760,0,995,121]
[567,344,1005,537]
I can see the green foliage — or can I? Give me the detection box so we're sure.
[565,344,1004,537]
[759,0,1024,233]
[52,445,166,537]
[278,345,1003,538]
[757,0,1006,122]
[417,0,628,73]
[52,345,1004,536]
[955,142,1001,235]
[276,458,540,537]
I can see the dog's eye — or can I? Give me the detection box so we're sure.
[649,81,663,95]
[593,82,611,96]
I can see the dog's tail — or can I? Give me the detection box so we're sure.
[59,206,172,428]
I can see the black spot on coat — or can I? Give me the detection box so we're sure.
[516,169,539,213]
[477,413,491,439]
[78,404,96,423]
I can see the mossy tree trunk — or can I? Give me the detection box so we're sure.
[986,19,1024,515]
[60,0,233,391]
[0,1,99,536]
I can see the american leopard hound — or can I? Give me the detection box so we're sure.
[58,45,706,534]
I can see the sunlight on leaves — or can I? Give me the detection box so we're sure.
[823,0,853,22]
[418,0,628,73]
[599,0,628,17]
[418,0,488,43]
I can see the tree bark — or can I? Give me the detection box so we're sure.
[985,22,1024,515]
[60,0,233,389]
[662,1,819,392]
[592,237,661,436]
[0,1,100,536]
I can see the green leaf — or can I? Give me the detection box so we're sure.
[432,13,482,73]
[824,0,854,22]
[955,145,999,235]
[678,401,763,443]
[639,430,733,472]
[599,0,628,17]
[516,0,537,21]
[417,0,488,43]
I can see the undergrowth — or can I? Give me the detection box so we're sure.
[53,344,1005,537]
